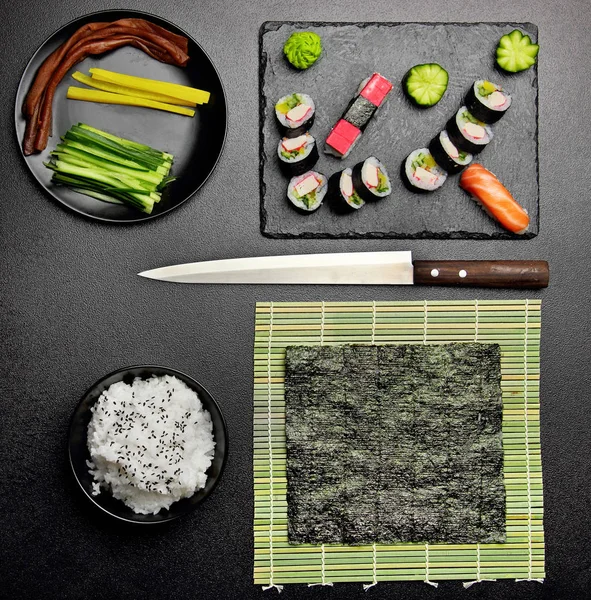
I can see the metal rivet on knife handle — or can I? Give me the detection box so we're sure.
[413,260,549,289]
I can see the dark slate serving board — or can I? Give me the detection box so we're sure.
[260,22,538,239]
[285,344,506,545]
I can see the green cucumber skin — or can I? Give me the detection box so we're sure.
[496,30,539,73]
[403,64,449,108]
[45,123,173,214]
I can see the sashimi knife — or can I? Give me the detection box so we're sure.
[138,252,549,288]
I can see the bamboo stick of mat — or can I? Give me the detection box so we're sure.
[252,300,545,587]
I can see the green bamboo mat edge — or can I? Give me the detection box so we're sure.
[253,300,545,589]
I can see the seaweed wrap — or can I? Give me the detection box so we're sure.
[428,130,473,175]
[275,93,315,137]
[342,96,378,131]
[287,170,327,212]
[446,106,493,154]
[277,133,319,176]
[402,148,447,193]
[465,80,511,123]
[351,156,391,202]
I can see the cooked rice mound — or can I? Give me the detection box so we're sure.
[87,375,215,514]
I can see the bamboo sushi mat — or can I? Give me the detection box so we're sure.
[253,300,545,589]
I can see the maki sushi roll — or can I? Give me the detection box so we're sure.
[351,157,391,202]
[328,168,365,212]
[465,80,512,123]
[428,130,473,175]
[275,93,315,137]
[277,133,319,176]
[446,106,493,154]
[402,148,447,193]
[287,171,327,213]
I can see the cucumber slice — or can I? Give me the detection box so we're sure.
[496,29,539,73]
[403,63,449,107]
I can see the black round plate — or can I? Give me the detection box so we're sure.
[15,10,227,222]
[69,365,228,524]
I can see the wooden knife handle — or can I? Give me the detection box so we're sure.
[413,260,549,288]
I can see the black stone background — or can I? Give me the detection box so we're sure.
[0,1,589,599]
[260,21,538,239]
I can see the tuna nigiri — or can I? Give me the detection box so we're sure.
[460,164,529,234]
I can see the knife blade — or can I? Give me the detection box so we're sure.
[138,252,549,288]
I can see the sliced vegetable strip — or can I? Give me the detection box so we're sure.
[44,123,175,214]
[67,87,196,116]
[89,67,210,104]
[71,71,197,107]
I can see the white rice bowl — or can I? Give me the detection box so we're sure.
[87,375,215,515]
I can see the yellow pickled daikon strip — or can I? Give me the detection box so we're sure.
[66,87,195,117]
[72,72,197,107]
[89,68,210,105]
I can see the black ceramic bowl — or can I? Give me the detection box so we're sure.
[69,365,227,524]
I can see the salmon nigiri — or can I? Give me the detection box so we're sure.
[460,163,529,234]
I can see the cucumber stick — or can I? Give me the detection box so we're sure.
[44,123,174,214]
[404,63,449,107]
[496,30,539,73]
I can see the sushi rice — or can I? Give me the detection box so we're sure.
[287,170,327,212]
[87,375,215,515]
[403,148,448,192]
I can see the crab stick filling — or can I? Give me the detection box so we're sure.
[364,163,380,188]
[286,104,311,123]
[488,91,508,108]
[294,173,320,197]
[463,121,486,139]
[413,166,438,186]
[341,171,354,197]
[281,135,308,152]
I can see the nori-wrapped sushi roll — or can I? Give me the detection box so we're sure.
[275,93,315,137]
[446,106,493,154]
[328,168,365,212]
[428,130,473,175]
[351,157,391,202]
[277,133,319,176]
[287,171,327,213]
[465,80,512,123]
[402,148,447,193]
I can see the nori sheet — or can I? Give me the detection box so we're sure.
[342,96,378,131]
[285,343,506,545]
